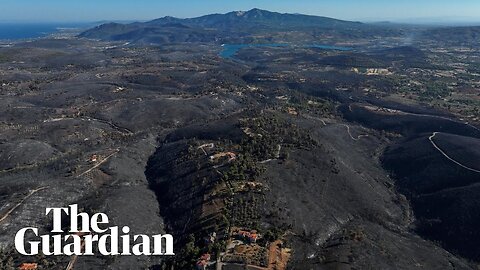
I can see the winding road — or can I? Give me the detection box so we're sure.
[303,114,327,126]
[429,132,480,173]
[342,124,369,141]
[302,114,368,141]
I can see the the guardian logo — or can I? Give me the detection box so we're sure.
[14,205,174,256]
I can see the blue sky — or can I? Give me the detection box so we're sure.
[2,0,480,23]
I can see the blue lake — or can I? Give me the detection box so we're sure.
[220,43,353,59]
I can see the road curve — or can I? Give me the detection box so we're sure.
[429,132,480,173]
[342,124,368,141]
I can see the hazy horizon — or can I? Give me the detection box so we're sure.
[2,0,480,25]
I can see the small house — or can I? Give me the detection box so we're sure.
[248,233,258,243]
[89,154,98,162]
[200,253,211,261]
[196,260,207,270]
[18,263,38,270]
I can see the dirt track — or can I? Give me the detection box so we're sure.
[429,132,480,173]
[0,187,48,224]
[76,149,119,178]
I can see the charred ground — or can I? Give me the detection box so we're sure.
[0,10,479,270]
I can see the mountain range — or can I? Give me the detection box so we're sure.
[78,8,480,46]
[78,8,395,44]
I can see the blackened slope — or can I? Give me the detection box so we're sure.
[145,110,474,269]
[340,103,480,138]
[432,132,480,170]
[382,135,480,194]
[145,140,217,234]
[164,116,244,143]
[382,133,480,261]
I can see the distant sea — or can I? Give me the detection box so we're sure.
[0,23,89,40]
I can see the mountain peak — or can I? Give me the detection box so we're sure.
[148,15,180,25]
[244,8,273,17]
[233,8,269,17]
[235,11,246,17]
[246,8,266,13]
